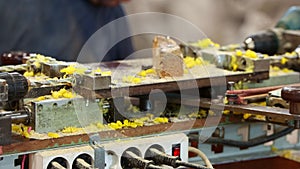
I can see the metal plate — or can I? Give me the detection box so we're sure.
[0,116,11,145]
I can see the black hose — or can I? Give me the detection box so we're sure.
[149,148,213,169]
[200,127,294,148]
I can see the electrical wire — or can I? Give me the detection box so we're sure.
[21,155,26,169]
[203,127,294,148]
[123,151,165,169]
[188,146,213,169]
[149,148,213,169]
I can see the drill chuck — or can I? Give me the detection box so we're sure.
[244,29,280,56]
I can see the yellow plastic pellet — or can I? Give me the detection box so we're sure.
[96,123,105,129]
[36,96,46,101]
[223,110,230,115]
[153,117,168,124]
[145,68,155,74]
[243,113,252,119]
[24,71,34,77]
[101,71,112,76]
[235,50,243,57]
[138,70,147,77]
[51,91,61,99]
[62,126,82,133]
[94,68,102,73]
[132,77,141,84]
[245,50,258,58]
[48,132,60,138]
[60,65,76,75]
[281,57,288,65]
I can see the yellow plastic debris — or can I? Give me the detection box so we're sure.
[48,132,60,138]
[138,70,147,77]
[281,57,289,65]
[101,71,112,76]
[60,65,76,75]
[145,68,155,74]
[191,38,220,49]
[223,110,230,115]
[243,113,252,119]
[36,96,46,101]
[51,88,74,99]
[23,71,34,77]
[245,49,258,58]
[153,117,169,124]
[96,122,105,129]
[62,126,82,133]
[230,55,238,71]
[235,50,243,57]
[12,123,32,138]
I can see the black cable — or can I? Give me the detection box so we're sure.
[200,127,294,148]
[122,151,165,169]
[148,148,213,169]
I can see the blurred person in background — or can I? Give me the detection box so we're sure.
[0,0,134,62]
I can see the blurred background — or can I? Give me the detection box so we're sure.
[123,0,300,50]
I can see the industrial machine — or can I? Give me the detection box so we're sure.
[2,6,300,169]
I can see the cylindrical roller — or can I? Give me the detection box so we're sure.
[0,72,28,101]
[282,86,300,115]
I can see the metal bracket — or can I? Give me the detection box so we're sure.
[90,134,105,169]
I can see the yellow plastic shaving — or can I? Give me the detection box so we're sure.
[245,50,258,58]
[132,77,141,84]
[51,88,74,99]
[243,113,252,119]
[60,65,76,75]
[48,132,60,138]
[51,91,61,99]
[208,110,215,116]
[281,57,289,65]
[285,51,296,56]
[271,145,278,152]
[23,71,34,77]
[280,150,292,159]
[191,38,220,49]
[62,126,82,133]
[235,50,243,57]
[153,117,169,124]
[35,96,46,101]
[184,56,204,69]
[108,121,123,130]
[230,55,238,71]
[96,122,105,129]
[12,124,32,138]
[94,68,102,73]
[199,109,207,117]
[101,71,112,76]
[223,110,230,115]
[138,70,147,77]
[145,68,155,74]
[282,68,293,73]
[272,66,281,71]
[122,76,141,84]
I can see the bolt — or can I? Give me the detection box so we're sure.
[94,72,102,76]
